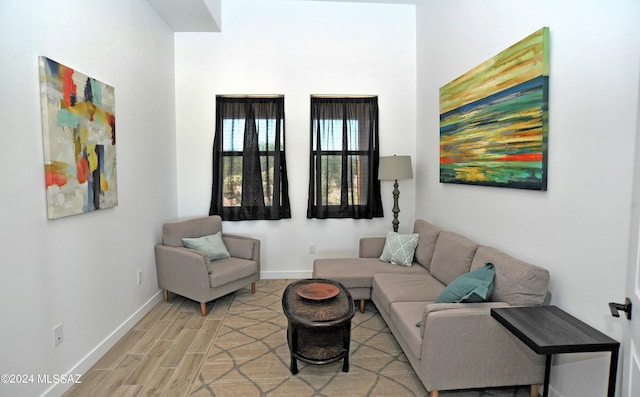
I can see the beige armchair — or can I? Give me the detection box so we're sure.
[154,215,260,315]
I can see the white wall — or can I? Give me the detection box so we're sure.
[7,0,636,395]
[416,0,640,396]
[0,1,177,396]
[175,0,417,278]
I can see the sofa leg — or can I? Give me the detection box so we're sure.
[430,391,439,397]
[251,282,256,294]
[530,384,539,397]
[163,289,169,301]
[200,302,207,316]
[360,299,365,313]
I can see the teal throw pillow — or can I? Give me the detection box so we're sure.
[379,231,420,266]
[434,263,496,303]
[182,232,230,261]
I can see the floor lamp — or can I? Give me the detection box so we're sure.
[378,155,413,232]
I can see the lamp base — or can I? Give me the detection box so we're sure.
[392,179,400,232]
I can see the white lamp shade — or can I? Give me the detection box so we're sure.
[379,155,413,180]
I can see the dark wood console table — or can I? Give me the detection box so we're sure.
[282,279,355,375]
[491,305,620,397]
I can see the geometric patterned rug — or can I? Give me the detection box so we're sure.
[60,279,534,397]
[189,279,532,397]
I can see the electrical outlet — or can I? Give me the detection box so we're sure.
[308,244,316,254]
[53,323,63,346]
[137,270,142,285]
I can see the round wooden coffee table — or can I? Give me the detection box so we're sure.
[282,278,355,374]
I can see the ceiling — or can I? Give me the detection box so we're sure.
[145,0,416,33]
[145,0,222,32]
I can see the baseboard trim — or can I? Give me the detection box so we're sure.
[42,290,163,397]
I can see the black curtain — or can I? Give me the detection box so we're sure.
[307,96,383,219]
[210,96,291,221]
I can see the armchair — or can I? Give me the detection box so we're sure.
[154,215,260,315]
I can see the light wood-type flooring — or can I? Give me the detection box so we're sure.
[62,279,533,397]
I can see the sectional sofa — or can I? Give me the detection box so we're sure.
[313,219,550,397]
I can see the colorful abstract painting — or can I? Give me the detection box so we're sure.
[440,27,549,190]
[39,57,117,219]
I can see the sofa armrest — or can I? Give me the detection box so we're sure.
[420,302,545,391]
[154,245,211,292]
[419,302,509,337]
[359,237,386,258]
[223,234,261,263]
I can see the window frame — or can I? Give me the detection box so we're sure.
[307,96,383,219]
[210,96,290,221]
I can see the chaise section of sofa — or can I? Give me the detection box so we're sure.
[313,219,441,312]
[312,257,429,312]
[312,219,550,397]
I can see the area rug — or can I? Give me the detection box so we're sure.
[189,279,530,397]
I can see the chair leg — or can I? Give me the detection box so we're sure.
[360,299,365,313]
[200,302,207,316]
[430,391,439,397]
[163,289,169,301]
[251,282,256,294]
[530,384,539,397]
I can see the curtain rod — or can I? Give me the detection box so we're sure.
[217,95,284,98]
[217,95,376,99]
[311,95,377,98]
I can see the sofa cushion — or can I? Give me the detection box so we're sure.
[412,220,442,271]
[380,232,420,266]
[182,232,230,261]
[471,246,549,306]
[207,257,258,288]
[313,257,429,289]
[372,273,444,314]
[163,216,223,247]
[435,263,495,303]
[359,237,387,258]
[430,231,478,285]
[390,301,428,359]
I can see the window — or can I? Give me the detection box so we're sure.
[307,96,383,219]
[210,96,291,220]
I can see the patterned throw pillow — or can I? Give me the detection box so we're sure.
[379,231,420,266]
[182,231,231,261]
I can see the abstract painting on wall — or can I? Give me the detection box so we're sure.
[39,56,117,219]
[439,27,549,190]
